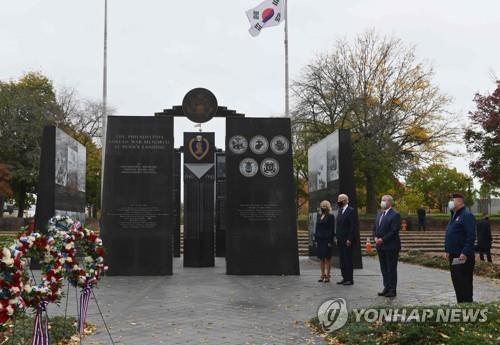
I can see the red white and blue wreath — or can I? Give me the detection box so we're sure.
[15,222,66,344]
[48,215,107,334]
[0,243,25,330]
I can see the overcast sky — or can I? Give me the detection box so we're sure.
[1,0,499,180]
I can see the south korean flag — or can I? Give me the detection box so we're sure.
[246,0,285,37]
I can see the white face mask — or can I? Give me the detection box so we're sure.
[380,201,388,210]
[448,201,455,211]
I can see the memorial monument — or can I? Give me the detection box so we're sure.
[35,126,86,232]
[215,151,226,257]
[307,129,363,268]
[225,117,300,275]
[101,116,174,275]
[183,132,215,267]
[101,88,300,275]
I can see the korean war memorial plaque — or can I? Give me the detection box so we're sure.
[183,132,216,267]
[35,126,86,232]
[102,116,174,275]
[307,129,362,268]
[225,117,299,275]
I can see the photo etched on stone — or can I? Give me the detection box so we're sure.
[228,135,248,154]
[270,135,289,155]
[249,135,269,154]
[36,126,87,233]
[239,158,259,177]
[260,158,279,177]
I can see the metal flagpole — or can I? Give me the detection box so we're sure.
[100,0,108,207]
[284,0,290,117]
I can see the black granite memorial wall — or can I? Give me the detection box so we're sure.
[215,151,226,257]
[35,126,86,233]
[183,132,215,267]
[307,129,362,268]
[225,117,300,275]
[173,149,181,258]
[101,116,174,275]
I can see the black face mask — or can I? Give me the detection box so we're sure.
[320,208,328,213]
[337,201,344,207]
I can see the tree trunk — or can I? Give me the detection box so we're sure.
[16,185,26,218]
[365,171,377,214]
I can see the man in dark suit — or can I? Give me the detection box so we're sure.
[373,195,401,298]
[476,214,493,262]
[336,194,356,285]
[445,193,476,303]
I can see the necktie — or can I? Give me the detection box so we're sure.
[379,211,386,226]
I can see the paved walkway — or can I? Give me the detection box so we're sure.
[50,257,499,345]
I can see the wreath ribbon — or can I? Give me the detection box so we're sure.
[78,283,92,335]
[31,300,49,345]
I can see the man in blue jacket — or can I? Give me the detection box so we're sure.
[373,195,401,298]
[445,193,476,303]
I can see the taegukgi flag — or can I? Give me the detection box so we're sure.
[246,0,285,37]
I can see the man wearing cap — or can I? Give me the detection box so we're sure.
[445,193,476,303]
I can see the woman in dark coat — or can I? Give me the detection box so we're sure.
[314,200,335,282]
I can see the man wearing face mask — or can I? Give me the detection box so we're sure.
[445,193,476,303]
[373,195,401,298]
[335,194,356,285]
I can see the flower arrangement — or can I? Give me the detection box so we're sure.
[15,223,66,309]
[0,216,107,332]
[0,245,25,328]
[47,216,107,288]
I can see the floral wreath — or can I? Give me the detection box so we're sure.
[15,223,66,309]
[0,244,25,328]
[48,216,106,288]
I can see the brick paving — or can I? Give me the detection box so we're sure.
[48,256,499,345]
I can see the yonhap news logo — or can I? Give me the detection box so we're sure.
[317,298,349,332]
[317,298,490,333]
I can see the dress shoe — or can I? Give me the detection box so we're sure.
[318,276,325,282]
[342,281,354,285]
[336,280,345,285]
[384,291,397,298]
[377,290,388,296]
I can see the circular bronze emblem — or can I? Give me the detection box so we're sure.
[182,88,218,123]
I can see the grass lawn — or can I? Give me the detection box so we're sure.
[362,250,499,280]
[309,302,500,345]
[0,235,14,248]
[398,250,500,280]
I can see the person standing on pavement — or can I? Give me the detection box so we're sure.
[417,205,426,231]
[314,200,335,283]
[373,195,401,298]
[445,193,476,303]
[476,214,493,263]
[335,194,356,286]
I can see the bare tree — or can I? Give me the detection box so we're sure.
[292,30,457,213]
[56,86,114,146]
